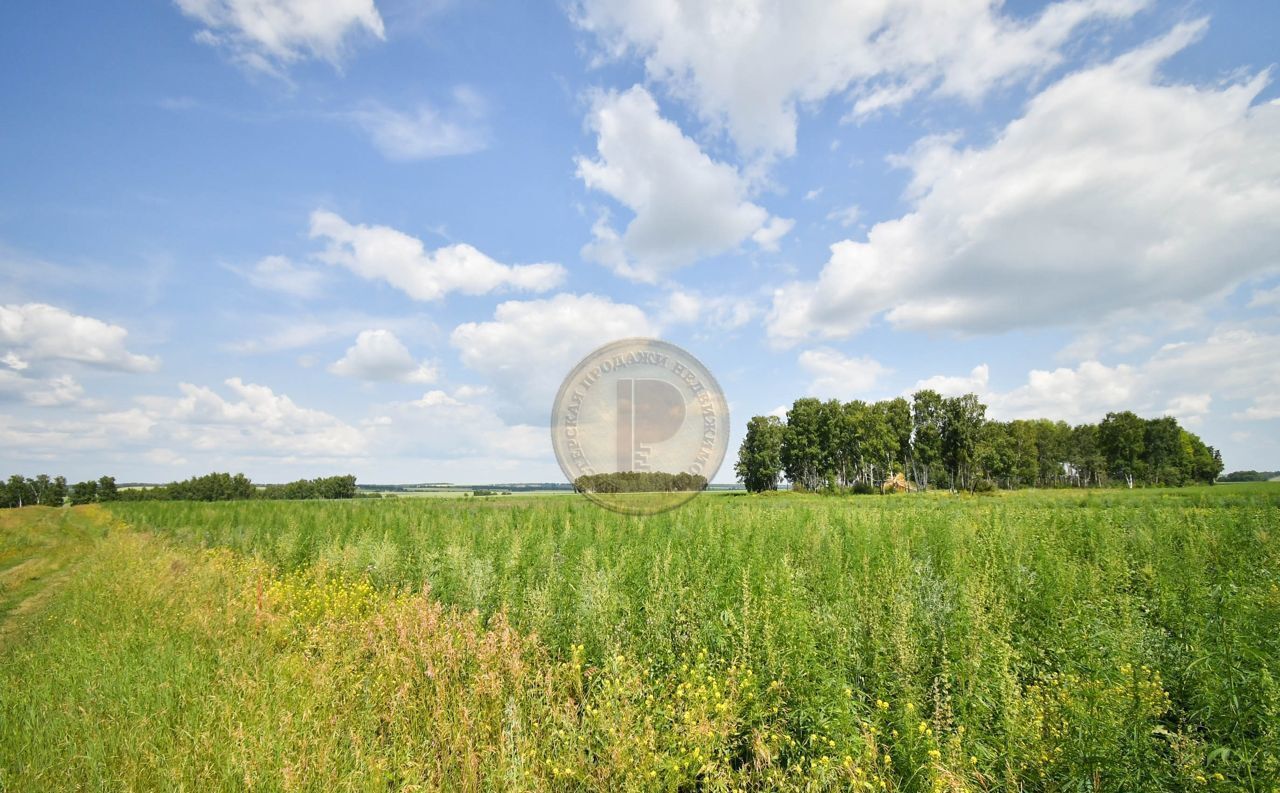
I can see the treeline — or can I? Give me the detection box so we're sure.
[573,472,708,493]
[119,473,358,501]
[1,474,118,508]
[1219,470,1278,483]
[736,391,1224,493]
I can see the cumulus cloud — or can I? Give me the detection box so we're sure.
[0,303,159,372]
[577,86,791,282]
[1164,393,1212,427]
[0,370,89,408]
[910,326,1280,426]
[825,204,861,228]
[659,290,755,332]
[911,364,991,398]
[329,329,437,383]
[349,87,488,161]
[175,0,385,74]
[450,293,656,419]
[310,210,565,301]
[570,0,1145,157]
[366,389,549,463]
[799,348,890,398]
[1248,284,1280,309]
[243,255,326,298]
[139,377,366,457]
[910,359,1138,424]
[768,23,1280,345]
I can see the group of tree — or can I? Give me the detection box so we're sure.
[1219,470,1279,483]
[736,391,1225,493]
[573,471,708,494]
[119,473,357,501]
[1,474,117,508]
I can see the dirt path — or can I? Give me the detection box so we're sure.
[0,506,109,651]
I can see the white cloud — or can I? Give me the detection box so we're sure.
[912,359,1138,424]
[450,293,656,419]
[145,448,189,466]
[768,23,1280,345]
[349,87,488,161]
[140,377,366,457]
[0,303,159,372]
[227,312,426,355]
[659,290,755,331]
[2,352,28,371]
[1248,284,1280,309]
[0,410,156,458]
[799,348,890,398]
[329,329,437,383]
[913,326,1280,426]
[1164,393,1211,426]
[994,361,1140,423]
[310,210,565,301]
[0,370,86,408]
[366,389,549,463]
[826,204,861,228]
[23,375,87,408]
[911,364,991,398]
[1236,394,1280,421]
[175,0,385,74]
[244,255,326,298]
[571,0,1145,157]
[576,86,791,282]
[751,216,794,252]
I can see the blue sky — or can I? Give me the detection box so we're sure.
[1,0,1277,484]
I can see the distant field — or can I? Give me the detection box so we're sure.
[1,486,1277,791]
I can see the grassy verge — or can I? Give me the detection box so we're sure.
[1,488,1278,790]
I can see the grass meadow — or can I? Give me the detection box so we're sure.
[1,486,1277,791]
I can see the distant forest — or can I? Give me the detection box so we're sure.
[736,390,1226,494]
[574,472,708,493]
[119,473,357,501]
[1219,470,1280,483]
[0,472,357,508]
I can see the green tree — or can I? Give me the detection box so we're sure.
[883,397,913,478]
[5,475,35,508]
[1069,424,1105,487]
[1143,416,1183,486]
[781,398,825,491]
[1099,411,1146,488]
[865,401,898,487]
[50,476,68,506]
[69,480,98,506]
[941,394,986,491]
[31,474,52,505]
[976,421,1015,488]
[735,415,785,493]
[910,390,944,490]
[97,475,120,502]
[840,400,869,486]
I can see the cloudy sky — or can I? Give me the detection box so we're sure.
[1,0,1277,484]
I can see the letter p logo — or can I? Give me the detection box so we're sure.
[617,378,685,471]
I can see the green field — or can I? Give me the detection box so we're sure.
[2,487,1278,791]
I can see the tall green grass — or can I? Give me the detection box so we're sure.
[1,487,1277,790]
